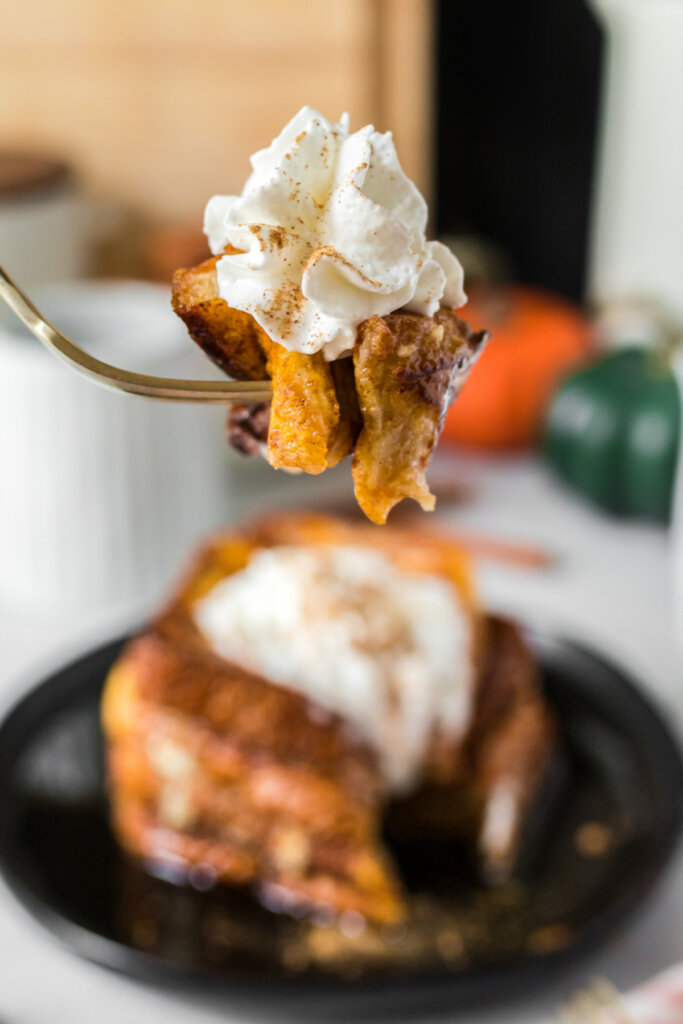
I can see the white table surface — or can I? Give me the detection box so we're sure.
[1,453,682,1023]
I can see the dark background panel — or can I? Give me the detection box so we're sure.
[436,0,604,302]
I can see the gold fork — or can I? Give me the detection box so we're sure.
[0,265,272,403]
[553,979,636,1024]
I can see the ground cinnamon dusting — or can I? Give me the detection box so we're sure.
[267,226,288,251]
[265,279,306,340]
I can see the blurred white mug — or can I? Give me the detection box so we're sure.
[0,280,230,610]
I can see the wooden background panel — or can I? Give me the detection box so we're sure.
[0,0,384,221]
[379,0,434,214]
[0,0,432,227]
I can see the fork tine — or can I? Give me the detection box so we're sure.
[556,995,588,1024]
[590,979,636,1024]
[581,990,609,1019]
[559,1004,587,1024]
[556,979,635,1024]
[0,264,272,403]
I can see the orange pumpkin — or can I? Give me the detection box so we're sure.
[443,287,594,450]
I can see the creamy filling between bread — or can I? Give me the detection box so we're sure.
[193,545,474,794]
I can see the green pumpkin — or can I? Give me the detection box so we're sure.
[543,347,681,522]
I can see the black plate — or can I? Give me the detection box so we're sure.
[0,631,681,1015]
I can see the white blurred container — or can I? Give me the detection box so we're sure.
[587,0,683,320]
[0,280,229,610]
[586,0,683,655]
[671,351,683,654]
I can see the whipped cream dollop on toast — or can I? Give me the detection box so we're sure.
[194,544,474,794]
[204,107,465,360]
[172,108,487,523]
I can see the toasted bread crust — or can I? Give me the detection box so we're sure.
[259,337,349,474]
[172,257,268,381]
[171,258,486,519]
[352,310,486,523]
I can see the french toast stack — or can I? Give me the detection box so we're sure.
[103,516,555,925]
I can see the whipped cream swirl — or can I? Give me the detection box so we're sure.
[204,107,466,360]
[194,544,474,793]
